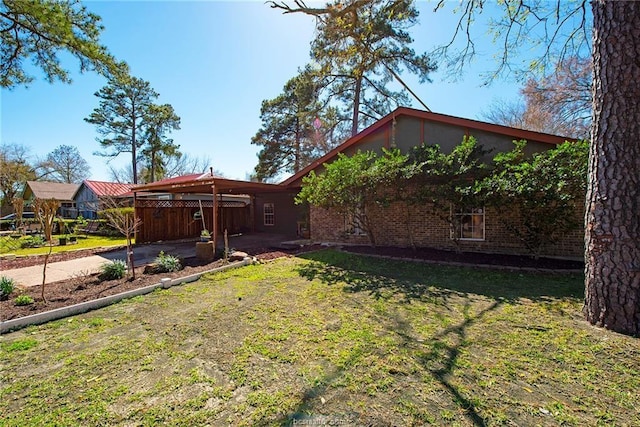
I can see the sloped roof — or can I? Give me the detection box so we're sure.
[132,176,287,195]
[25,181,79,201]
[282,107,575,187]
[81,174,223,198]
[148,173,211,186]
[83,180,134,198]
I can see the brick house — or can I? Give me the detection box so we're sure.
[283,107,583,259]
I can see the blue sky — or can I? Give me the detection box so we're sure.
[1,1,527,182]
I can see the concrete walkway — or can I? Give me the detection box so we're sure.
[2,242,198,288]
[2,233,300,288]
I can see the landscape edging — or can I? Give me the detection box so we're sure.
[1,258,253,334]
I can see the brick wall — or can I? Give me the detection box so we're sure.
[309,201,584,259]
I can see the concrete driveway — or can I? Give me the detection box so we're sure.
[2,233,301,288]
[2,242,199,288]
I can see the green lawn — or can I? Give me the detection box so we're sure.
[0,235,128,256]
[1,250,638,426]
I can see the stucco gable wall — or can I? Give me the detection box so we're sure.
[341,127,390,156]
[333,115,561,161]
[396,115,558,157]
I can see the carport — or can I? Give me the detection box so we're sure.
[131,176,302,244]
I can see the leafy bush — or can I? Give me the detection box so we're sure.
[20,235,46,248]
[14,295,34,306]
[99,259,127,281]
[101,227,125,237]
[98,207,134,220]
[153,251,182,273]
[1,276,16,300]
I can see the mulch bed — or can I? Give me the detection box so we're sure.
[342,245,585,271]
[0,245,311,322]
[0,244,583,322]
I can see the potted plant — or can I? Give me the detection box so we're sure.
[200,229,211,242]
[69,234,77,243]
[58,235,67,246]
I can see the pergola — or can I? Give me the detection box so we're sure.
[131,177,289,244]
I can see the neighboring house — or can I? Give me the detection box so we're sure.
[22,181,80,218]
[283,107,583,259]
[74,180,134,219]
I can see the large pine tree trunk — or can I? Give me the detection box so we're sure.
[584,0,640,336]
[351,76,362,137]
[131,103,138,185]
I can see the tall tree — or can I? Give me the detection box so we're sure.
[0,0,118,88]
[163,153,213,178]
[41,145,90,183]
[108,152,213,183]
[85,73,159,184]
[252,69,346,181]
[433,0,640,335]
[0,143,35,214]
[270,0,435,136]
[584,2,640,335]
[521,57,592,139]
[141,103,181,183]
[483,57,592,139]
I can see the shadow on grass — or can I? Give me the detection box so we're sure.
[276,295,502,426]
[296,249,584,303]
[281,249,583,425]
[411,300,501,426]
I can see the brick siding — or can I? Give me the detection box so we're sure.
[309,201,584,259]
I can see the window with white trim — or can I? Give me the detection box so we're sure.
[263,203,275,226]
[452,207,485,240]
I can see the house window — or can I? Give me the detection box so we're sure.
[263,203,275,226]
[452,207,485,240]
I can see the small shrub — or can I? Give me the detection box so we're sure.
[102,228,125,237]
[73,215,88,234]
[153,251,182,273]
[14,295,34,306]
[20,235,45,248]
[1,276,16,300]
[99,259,127,281]
[98,207,134,219]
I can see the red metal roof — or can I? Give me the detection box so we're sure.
[83,180,134,197]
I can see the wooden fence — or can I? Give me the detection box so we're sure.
[135,199,251,243]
